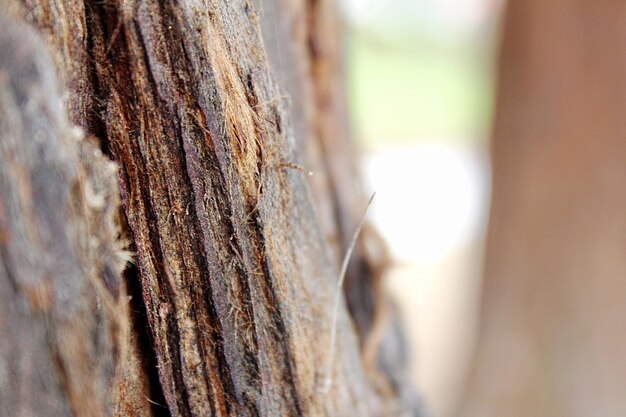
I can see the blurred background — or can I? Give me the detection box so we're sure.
[341,1,626,417]
[339,1,501,416]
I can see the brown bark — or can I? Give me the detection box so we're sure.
[459,2,626,416]
[259,0,419,407]
[0,1,419,416]
[0,21,130,416]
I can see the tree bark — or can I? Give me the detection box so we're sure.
[0,1,420,416]
[459,2,626,416]
[0,21,130,416]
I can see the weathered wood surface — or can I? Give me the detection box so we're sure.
[0,21,132,417]
[1,0,420,416]
[258,0,421,411]
[459,2,626,416]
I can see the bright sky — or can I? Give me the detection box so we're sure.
[341,0,501,38]
[364,144,490,263]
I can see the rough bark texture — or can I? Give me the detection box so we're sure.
[459,2,626,416]
[258,0,420,410]
[0,21,130,416]
[0,1,419,416]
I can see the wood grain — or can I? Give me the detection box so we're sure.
[0,1,421,416]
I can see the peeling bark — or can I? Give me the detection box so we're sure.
[0,21,129,417]
[1,1,420,416]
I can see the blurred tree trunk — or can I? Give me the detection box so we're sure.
[0,1,420,416]
[459,2,626,417]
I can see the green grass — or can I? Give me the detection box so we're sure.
[346,31,494,148]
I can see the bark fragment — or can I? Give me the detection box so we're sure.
[0,20,128,417]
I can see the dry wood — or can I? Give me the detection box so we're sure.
[0,1,421,416]
[0,20,131,417]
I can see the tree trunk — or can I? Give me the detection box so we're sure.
[0,1,420,416]
[459,2,626,416]
[0,23,130,416]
